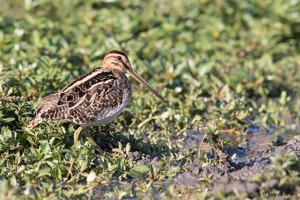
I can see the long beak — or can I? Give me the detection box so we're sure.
[128,67,168,105]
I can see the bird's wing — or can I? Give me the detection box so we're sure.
[56,68,128,124]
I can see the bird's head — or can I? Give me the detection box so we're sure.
[103,50,131,73]
[103,50,168,104]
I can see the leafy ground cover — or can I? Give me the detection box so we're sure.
[1,0,300,199]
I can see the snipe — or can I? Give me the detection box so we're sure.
[27,50,168,153]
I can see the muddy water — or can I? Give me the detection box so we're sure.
[231,125,299,152]
[186,125,300,161]
[194,126,299,150]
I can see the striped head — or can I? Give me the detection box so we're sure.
[102,50,168,104]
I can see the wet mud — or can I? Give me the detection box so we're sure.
[179,138,300,197]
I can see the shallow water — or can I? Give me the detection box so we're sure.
[233,125,299,153]
[187,125,300,155]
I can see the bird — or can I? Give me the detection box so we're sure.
[27,50,168,153]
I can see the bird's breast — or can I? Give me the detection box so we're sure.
[81,74,132,127]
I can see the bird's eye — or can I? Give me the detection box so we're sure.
[116,56,122,61]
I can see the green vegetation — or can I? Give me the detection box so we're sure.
[1,0,299,199]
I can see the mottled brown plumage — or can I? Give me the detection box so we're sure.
[27,50,168,153]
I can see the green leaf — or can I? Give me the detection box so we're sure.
[2,118,15,123]
[133,165,149,173]
[128,171,146,181]
[37,167,51,178]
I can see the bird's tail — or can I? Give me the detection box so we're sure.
[27,93,60,129]
[27,118,43,129]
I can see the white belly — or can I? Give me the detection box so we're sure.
[81,97,130,127]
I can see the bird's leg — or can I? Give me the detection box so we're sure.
[74,126,83,143]
[83,127,104,154]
